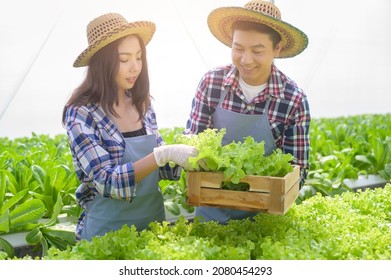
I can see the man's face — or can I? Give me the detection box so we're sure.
[231,29,281,85]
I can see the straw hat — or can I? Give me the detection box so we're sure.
[207,0,308,58]
[74,13,156,67]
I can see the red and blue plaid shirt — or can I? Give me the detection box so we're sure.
[185,63,311,184]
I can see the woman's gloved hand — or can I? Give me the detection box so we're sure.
[153,144,198,170]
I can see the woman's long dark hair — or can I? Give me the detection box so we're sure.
[62,34,150,123]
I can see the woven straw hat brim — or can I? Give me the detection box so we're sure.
[208,7,308,58]
[73,21,155,67]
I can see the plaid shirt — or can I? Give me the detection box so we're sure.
[185,64,311,184]
[64,102,179,240]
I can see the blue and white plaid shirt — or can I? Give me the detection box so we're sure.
[64,102,179,240]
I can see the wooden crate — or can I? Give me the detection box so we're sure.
[186,165,300,215]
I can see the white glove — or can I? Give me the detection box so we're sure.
[153,144,198,170]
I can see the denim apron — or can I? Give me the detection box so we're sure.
[195,86,277,223]
[81,134,165,241]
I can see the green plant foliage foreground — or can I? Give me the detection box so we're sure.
[0,134,79,257]
[37,185,391,260]
[2,114,391,259]
[0,133,80,227]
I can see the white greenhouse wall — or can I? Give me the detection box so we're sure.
[1,0,390,138]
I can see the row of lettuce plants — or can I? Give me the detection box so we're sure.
[0,134,80,256]
[0,114,391,258]
[11,185,391,260]
[304,114,391,199]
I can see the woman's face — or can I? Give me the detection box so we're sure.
[231,29,281,86]
[115,35,143,94]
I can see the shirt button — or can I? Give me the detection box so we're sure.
[247,105,254,110]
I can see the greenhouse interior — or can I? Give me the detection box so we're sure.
[0,0,390,270]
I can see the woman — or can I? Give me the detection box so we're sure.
[63,13,197,241]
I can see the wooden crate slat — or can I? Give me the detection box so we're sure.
[283,180,300,213]
[283,165,300,193]
[199,188,270,212]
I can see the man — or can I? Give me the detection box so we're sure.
[184,0,311,223]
